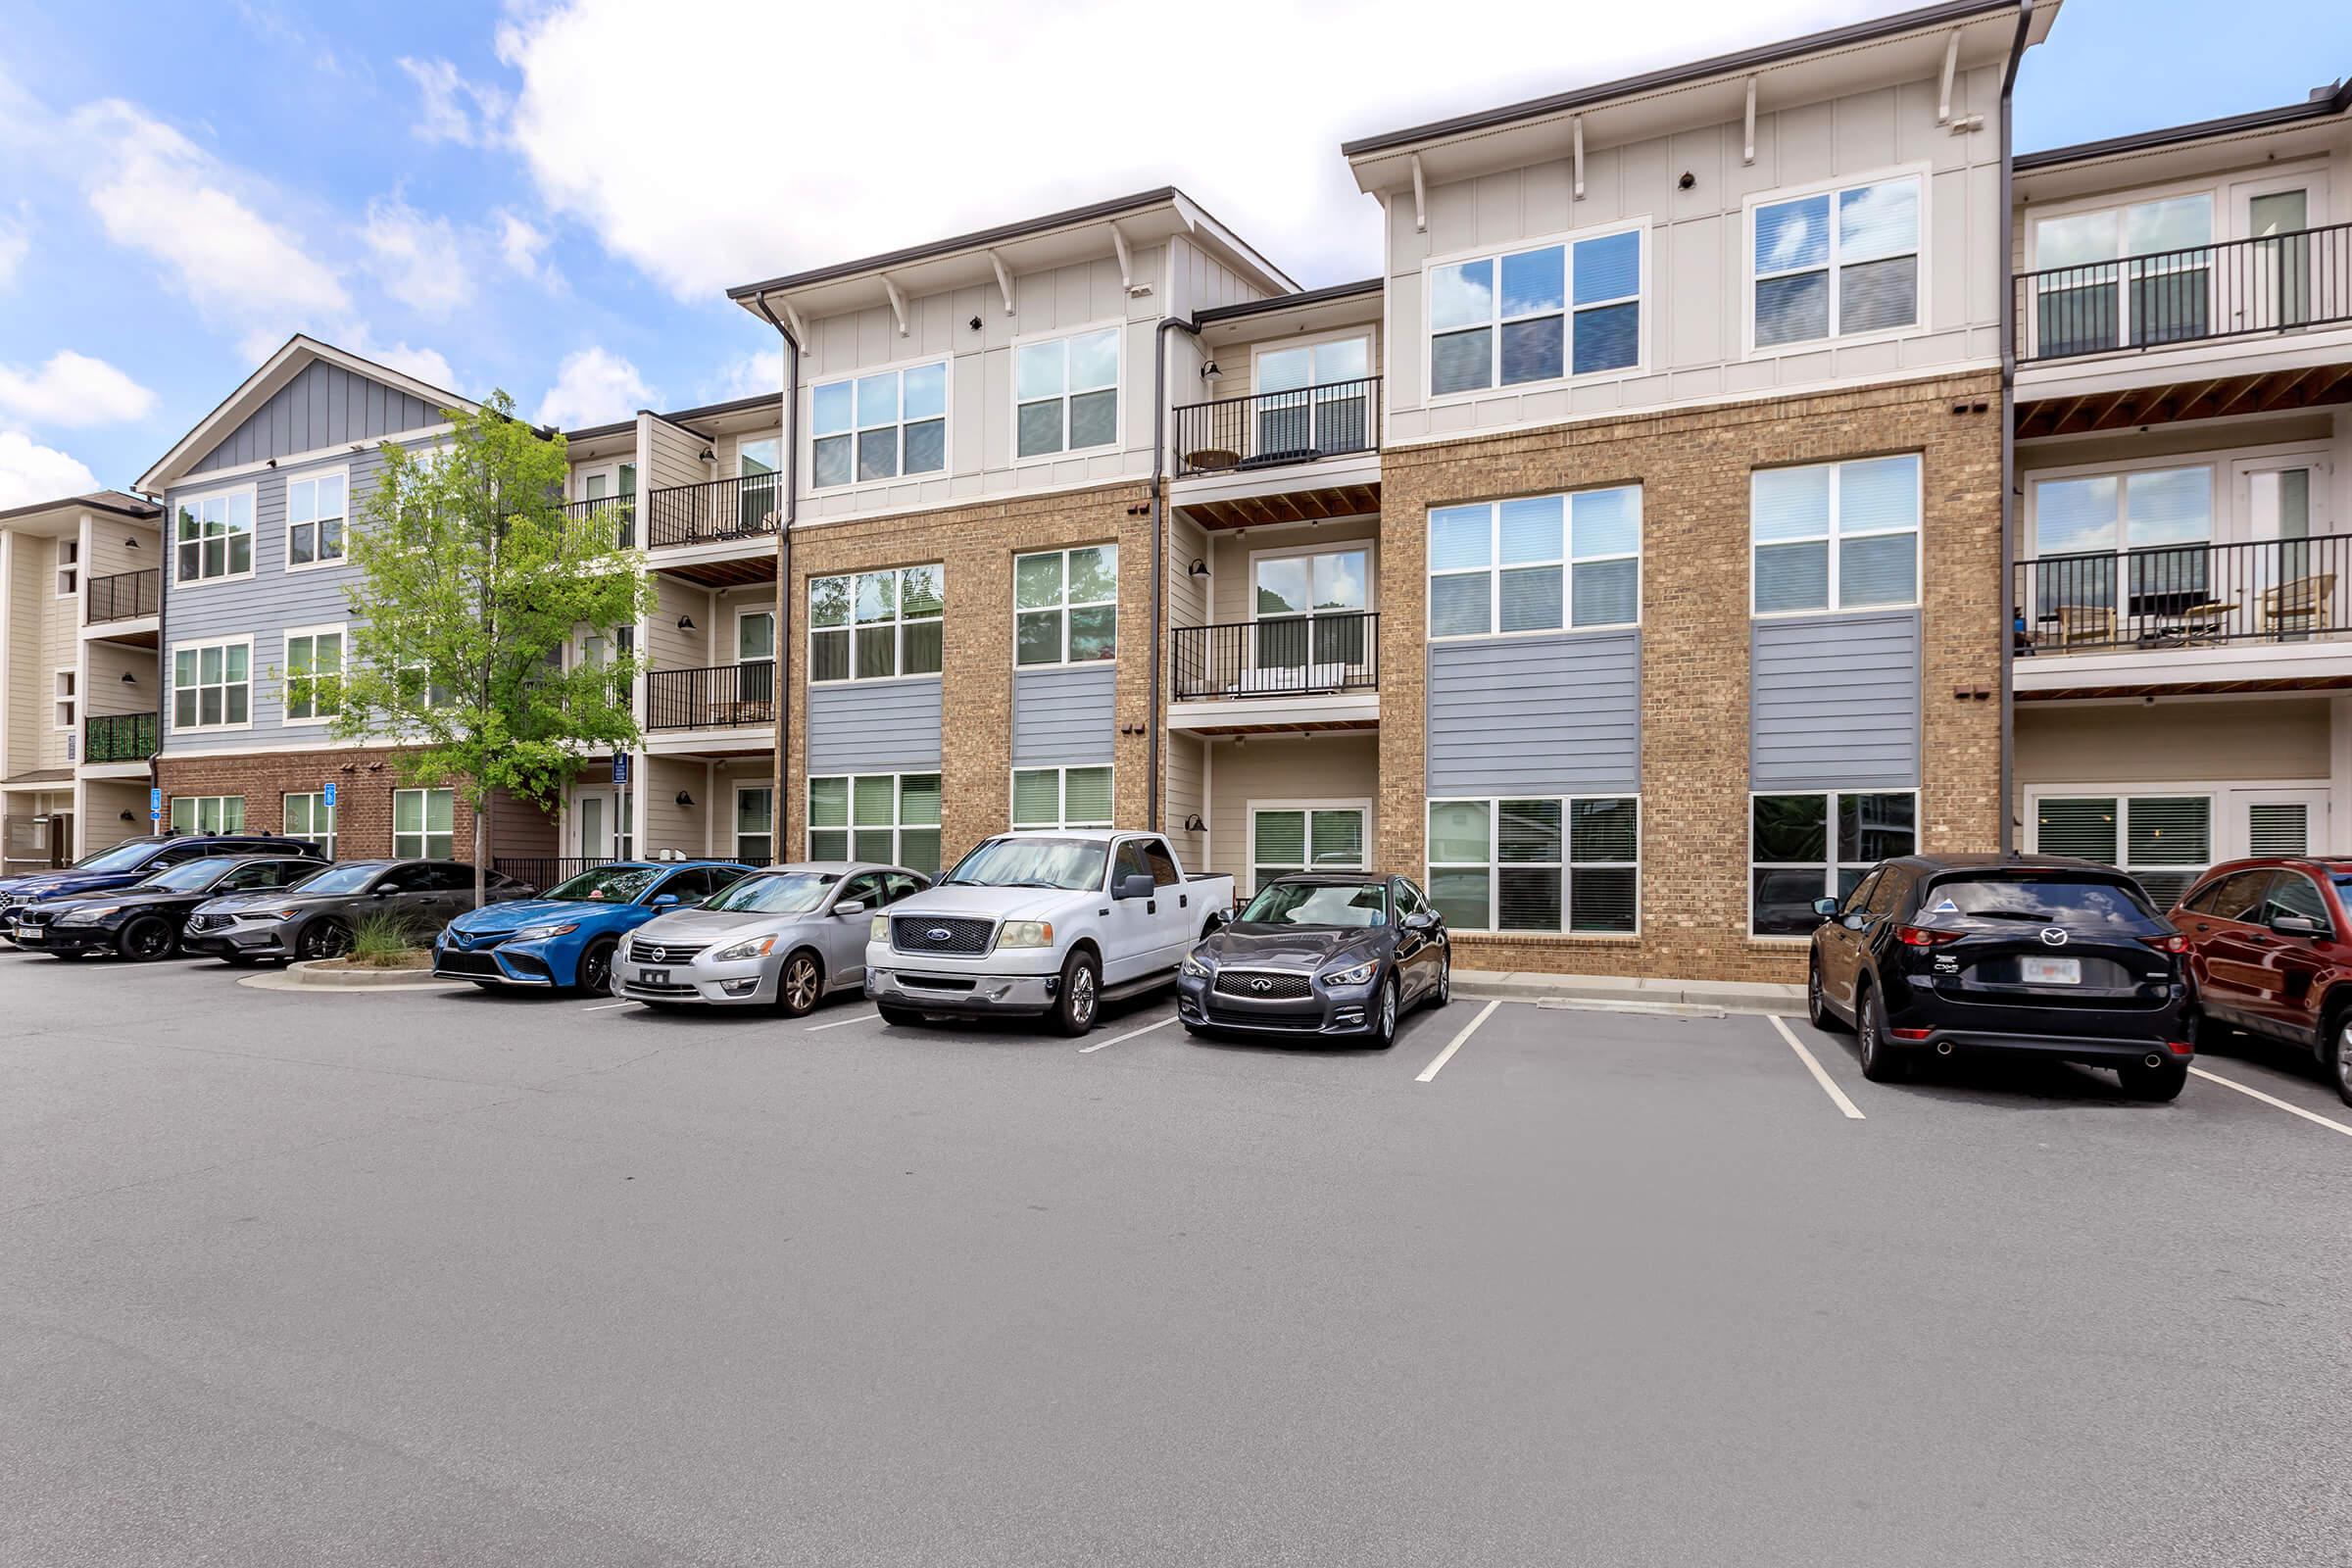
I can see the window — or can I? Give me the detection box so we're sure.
[169,796,245,835]
[807,772,942,874]
[1751,455,1920,615]
[283,628,344,721]
[52,669,74,730]
[283,792,336,858]
[809,564,945,682]
[2033,794,2211,909]
[1010,765,1112,831]
[55,540,76,597]
[1015,327,1119,459]
[172,639,252,729]
[1427,797,1640,935]
[1429,227,1642,398]
[2025,467,2213,636]
[1750,791,1917,936]
[1428,486,1641,639]
[393,788,455,860]
[1253,335,1373,456]
[1014,546,1116,665]
[1250,807,1366,894]
[1753,175,1921,347]
[2032,194,2213,356]
[735,786,774,865]
[286,472,347,568]
[811,363,948,488]
[1253,548,1370,674]
[173,490,255,582]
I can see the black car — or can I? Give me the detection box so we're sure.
[0,833,321,944]
[183,859,534,964]
[1175,873,1449,1046]
[15,854,324,959]
[1805,854,2192,1099]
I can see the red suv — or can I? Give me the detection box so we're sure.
[2172,858,2352,1105]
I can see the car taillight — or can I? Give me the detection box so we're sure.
[1896,925,1961,947]
[2166,1040,2195,1056]
[2141,933,2187,955]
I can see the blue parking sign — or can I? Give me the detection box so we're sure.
[149,787,163,821]
[612,753,630,786]
[323,780,336,808]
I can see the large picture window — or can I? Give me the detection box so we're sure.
[1250,806,1366,895]
[1753,176,1921,348]
[2031,194,2213,357]
[809,564,944,682]
[810,362,947,489]
[1750,791,1917,936]
[286,472,347,568]
[170,796,245,835]
[283,792,335,858]
[1428,486,1641,639]
[2033,794,2212,909]
[283,627,344,721]
[1014,546,1117,665]
[1428,226,1642,397]
[1751,455,1921,615]
[393,788,455,860]
[1010,765,1113,831]
[2025,466,2214,642]
[1015,327,1119,459]
[174,490,255,582]
[1427,797,1638,935]
[808,772,941,875]
[172,639,252,730]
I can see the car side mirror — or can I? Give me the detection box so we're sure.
[371,885,394,897]
[1114,873,1155,901]
[834,900,866,918]
[1403,910,1436,931]
[650,893,680,909]
[1812,898,1842,918]
[2271,913,2326,939]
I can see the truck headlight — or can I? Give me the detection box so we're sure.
[712,935,777,962]
[513,922,578,942]
[1181,954,1211,978]
[998,920,1053,949]
[869,915,888,943]
[1321,959,1378,988]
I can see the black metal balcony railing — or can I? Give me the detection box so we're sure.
[85,568,160,623]
[562,494,635,551]
[644,474,782,549]
[645,662,776,730]
[491,856,613,894]
[1171,612,1380,701]
[1172,376,1381,479]
[84,711,159,763]
[2015,533,2352,655]
[2017,222,2352,365]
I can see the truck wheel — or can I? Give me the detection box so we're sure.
[876,1004,925,1027]
[1052,949,1101,1037]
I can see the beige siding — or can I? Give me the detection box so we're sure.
[79,778,148,855]
[649,575,705,672]
[82,640,151,718]
[1202,733,1382,897]
[644,416,707,493]
[1165,731,1206,873]
[2017,700,2331,784]
[83,518,156,583]
[1167,513,1209,632]
[4,534,38,772]
[36,539,76,768]
[1203,320,1384,408]
[638,756,710,856]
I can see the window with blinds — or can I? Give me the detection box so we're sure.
[2248,804,2311,858]
[1250,808,1365,893]
[808,773,942,874]
[1009,766,1113,832]
[2034,794,2210,908]
[1428,796,1638,934]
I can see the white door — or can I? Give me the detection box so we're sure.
[2230,172,2328,334]
[2235,454,2336,638]
[738,439,781,531]
[576,791,615,860]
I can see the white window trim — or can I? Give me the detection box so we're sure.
[169,794,247,835]
[1746,787,1920,941]
[1246,328,1376,393]
[1742,165,1932,359]
[1749,456,1924,619]
[52,666,75,731]
[1244,539,1379,621]
[1009,320,1126,468]
[54,539,77,598]
[734,605,777,664]
[169,634,257,734]
[805,350,952,497]
[1246,799,1371,899]
[1007,764,1116,831]
[806,564,946,686]
[1425,793,1644,938]
[1420,216,1652,408]
[282,465,352,575]
[2017,158,2329,267]
[732,781,777,863]
[282,790,337,859]
[572,461,637,504]
[1426,485,1644,643]
[279,621,348,727]
[2021,785,2225,892]
[804,771,944,868]
[1012,545,1119,669]
[391,787,456,860]
[170,482,260,588]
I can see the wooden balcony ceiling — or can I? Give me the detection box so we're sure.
[2016,360,2352,439]
[663,555,778,589]
[2018,670,2352,702]
[1184,716,1379,737]
[1184,481,1381,531]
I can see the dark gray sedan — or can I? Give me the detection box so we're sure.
[183,859,534,964]
[1174,873,1450,1046]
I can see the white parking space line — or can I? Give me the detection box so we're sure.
[1767,1015,1866,1121]
[1415,1000,1500,1083]
[2189,1066,2352,1139]
[581,1001,635,1012]
[1077,1015,1178,1054]
[805,1010,877,1032]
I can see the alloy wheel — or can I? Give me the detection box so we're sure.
[784,956,820,1012]
[1437,955,1450,1004]
[299,921,351,961]
[1070,966,1096,1029]
[2337,1021,2352,1099]
[1380,980,1397,1042]
[579,942,612,994]
[123,919,172,961]
[1858,1008,1878,1070]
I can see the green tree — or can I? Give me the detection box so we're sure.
[325,391,652,907]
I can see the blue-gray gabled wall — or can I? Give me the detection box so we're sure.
[1749,610,1921,790]
[1425,630,1641,797]
[1011,665,1115,767]
[190,362,445,474]
[806,679,944,774]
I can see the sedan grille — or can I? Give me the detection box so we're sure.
[188,913,233,932]
[1204,1004,1325,1030]
[892,916,995,956]
[435,950,503,978]
[1212,968,1314,1000]
[626,938,708,965]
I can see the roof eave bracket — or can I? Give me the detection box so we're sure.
[1110,221,1150,298]
[1572,117,1587,199]
[1937,28,1960,124]
[1410,153,1427,233]
[1742,77,1757,167]
[986,250,1016,317]
[882,274,910,337]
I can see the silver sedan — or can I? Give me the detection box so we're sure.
[609,862,929,1015]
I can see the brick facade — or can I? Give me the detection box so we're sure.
[154,746,558,862]
[1375,371,2006,983]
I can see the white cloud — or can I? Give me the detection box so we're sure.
[362,196,471,317]
[398,56,506,146]
[0,430,101,509]
[495,210,559,286]
[0,351,157,427]
[498,0,1871,299]
[534,346,650,428]
[711,348,780,402]
[349,333,461,393]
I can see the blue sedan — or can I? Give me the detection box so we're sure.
[432,860,753,994]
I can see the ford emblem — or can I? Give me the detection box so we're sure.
[2038,927,2068,947]
[927,927,954,943]
[1250,977,1272,993]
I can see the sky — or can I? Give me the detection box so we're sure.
[0,0,2342,506]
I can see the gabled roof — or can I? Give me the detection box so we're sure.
[136,334,476,495]
[0,489,160,526]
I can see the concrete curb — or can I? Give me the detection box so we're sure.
[1454,967,1804,1017]
[238,959,467,994]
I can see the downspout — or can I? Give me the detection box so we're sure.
[751,291,801,865]
[145,492,167,836]
[1150,316,1200,834]
[1996,0,2034,858]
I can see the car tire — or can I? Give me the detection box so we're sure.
[2328,1016,2352,1109]
[1372,974,1399,1050]
[876,1003,925,1027]
[1806,956,1848,1033]
[1051,949,1101,1038]
[1855,982,1909,1083]
[574,938,617,997]
[2186,1007,2235,1055]
[1430,951,1451,1008]
[2117,1058,2189,1102]
[118,916,176,962]
[295,918,352,961]
[775,950,823,1018]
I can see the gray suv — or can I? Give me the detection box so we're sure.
[183,859,532,964]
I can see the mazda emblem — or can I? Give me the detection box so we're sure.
[2038,927,2068,947]
[1250,977,1272,993]
[927,927,954,943]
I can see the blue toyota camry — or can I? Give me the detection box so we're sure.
[432,859,754,994]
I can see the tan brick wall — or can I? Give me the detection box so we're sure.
[1377,372,2005,984]
[155,747,557,861]
[782,482,1154,863]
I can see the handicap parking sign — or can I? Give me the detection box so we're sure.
[323,781,337,808]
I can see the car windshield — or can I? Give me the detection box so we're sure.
[942,838,1109,892]
[73,842,160,873]
[142,857,246,892]
[705,871,838,914]
[292,863,384,896]
[1925,875,2157,927]
[1239,882,1389,928]
[548,865,662,904]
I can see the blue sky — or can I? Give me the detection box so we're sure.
[0,0,2343,505]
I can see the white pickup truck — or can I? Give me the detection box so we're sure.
[863,829,1236,1036]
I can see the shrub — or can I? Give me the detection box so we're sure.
[349,910,421,968]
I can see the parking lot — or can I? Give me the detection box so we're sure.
[5,954,2351,1567]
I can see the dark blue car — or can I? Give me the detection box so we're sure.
[433,859,754,994]
[2,834,321,947]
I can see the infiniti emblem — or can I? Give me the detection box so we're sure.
[927,927,954,943]
[2038,928,2068,947]
[1250,977,1273,993]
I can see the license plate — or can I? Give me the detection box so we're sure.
[14,925,34,940]
[2022,956,2081,986]
[640,968,668,987]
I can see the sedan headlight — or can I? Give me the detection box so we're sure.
[512,922,579,942]
[1321,959,1378,988]
[869,915,888,943]
[998,920,1054,950]
[712,935,778,962]
[59,906,116,923]
[258,908,303,922]
[1181,954,1212,978]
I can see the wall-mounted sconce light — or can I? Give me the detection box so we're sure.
[265,458,278,468]
[124,537,140,549]
[1677,171,1696,190]
[968,315,983,331]
[675,790,696,808]
[1187,558,1208,578]
[676,614,697,631]
[119,809,135,822]
[1182,813,1205,833]
[121,670,136,683]
[698,448,717,464]
[1200,360,1222,382]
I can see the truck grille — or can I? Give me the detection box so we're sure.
[1212,968,1313,1000]
[892,915,995,956]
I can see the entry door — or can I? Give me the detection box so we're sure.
[738,439,781,532]
[736,611,776,709]
[2235,455,2335,636]
[2231,172,2328,333]
[576,791,616,860]
[47,812,72,868]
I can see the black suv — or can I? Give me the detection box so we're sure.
[1805,854,2192,1100]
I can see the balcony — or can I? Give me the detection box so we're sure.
[83,711,159,764]
[1168,612,1379,732]
[644,474,781,549]
[562,494,635,551]
[1173,377,1380,480]
[645,662,775,732]
[85,568,159,624]
[2017,224,2352,366]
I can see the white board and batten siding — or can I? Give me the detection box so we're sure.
[1425,630,1641,796]
[1749,610,1921,791]
[805,679,944,775]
